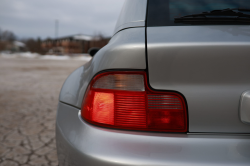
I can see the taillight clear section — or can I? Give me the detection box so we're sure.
[93,74,144,91]
[82,71,187,132]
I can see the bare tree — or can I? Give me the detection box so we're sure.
[23,37,46,54]
[0,28,15,50]
[0,30,16,42]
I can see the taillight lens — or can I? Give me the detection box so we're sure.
[82,71,187,132]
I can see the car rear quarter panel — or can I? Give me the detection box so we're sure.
[59,28,146,108]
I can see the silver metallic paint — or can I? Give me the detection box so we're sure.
[56,102,250,166]
[59,28,146,108]
[57,1,250,164]
[147,26,250,133]
[240,91,250,125]
[114,0,147,34]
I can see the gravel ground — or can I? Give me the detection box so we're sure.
[0,57,88,166]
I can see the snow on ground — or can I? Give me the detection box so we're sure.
[40,55,71,60]
[72,55,92,61]
[0,52,18,58]
[0,52,92,61]
[19,52,40,58]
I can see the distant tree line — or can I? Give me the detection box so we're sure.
[0,28,110,55]
[22,37,46,54]
[0,28,45,54]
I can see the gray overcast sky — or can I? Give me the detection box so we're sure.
[0,0,125,39]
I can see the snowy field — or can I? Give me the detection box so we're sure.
[0,52,92,61]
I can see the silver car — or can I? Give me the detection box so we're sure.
[56,0,250,165]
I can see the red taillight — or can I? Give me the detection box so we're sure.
[93,92,114,125]
[82,71,187,132]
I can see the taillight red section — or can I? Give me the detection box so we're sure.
[93,92,114,125]
[82,71,187,132]
[115,93,147,128]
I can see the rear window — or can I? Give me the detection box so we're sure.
[147,0,250,26]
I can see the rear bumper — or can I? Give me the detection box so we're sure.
[56,102,250,166]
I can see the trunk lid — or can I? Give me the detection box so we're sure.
[147,25,250,133]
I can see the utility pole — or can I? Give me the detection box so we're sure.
[55,19,58,38]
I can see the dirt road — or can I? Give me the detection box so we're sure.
[0,57,88,166]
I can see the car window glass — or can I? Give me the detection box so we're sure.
[147,0,250,26]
